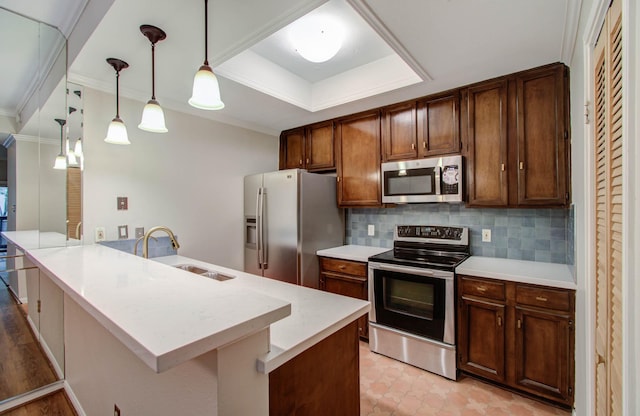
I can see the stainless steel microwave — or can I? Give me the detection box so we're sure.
[381,155,463,203]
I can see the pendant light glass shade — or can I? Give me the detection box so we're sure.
[105,58,130,144]
[53,154,67,170]
[189,0,224,110]
[139,99,168,132]
[74,138,83,157]
[139,25,168,132]
[105,116,130,145]
[189,65,224,110]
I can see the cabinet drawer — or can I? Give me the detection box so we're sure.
[516,285,572,311]
[460,276,506,301]
[320,258,367,277]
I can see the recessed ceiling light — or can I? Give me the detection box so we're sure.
[289,13,344,63]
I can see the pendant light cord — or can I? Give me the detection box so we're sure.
[151,43,156,100]
[115,69,121,118]
[204,0,209,66]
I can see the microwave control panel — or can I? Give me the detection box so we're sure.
[441,164,459,195]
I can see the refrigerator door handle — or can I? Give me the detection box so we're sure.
[261,188,268,269]
[256,187,263,269]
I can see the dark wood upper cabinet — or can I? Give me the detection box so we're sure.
[279,122,335,172]
[381,101,418,162]
[514,64,569,206]
[464,63,570,208]
[464,80,509,206]
[279,127,305,170]
[335,110,381,207]
[417,91,461,157]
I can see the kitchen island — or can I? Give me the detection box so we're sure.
[7,236,368,416]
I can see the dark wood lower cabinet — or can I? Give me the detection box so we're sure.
[269,321,360,416]
[319,257,369,340]
[458,297,506,383]
[457,275,575,407]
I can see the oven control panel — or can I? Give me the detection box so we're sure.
[396,225,466,242]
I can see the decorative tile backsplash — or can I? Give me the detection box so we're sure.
[346,204,573,265]
[99,236,178,258]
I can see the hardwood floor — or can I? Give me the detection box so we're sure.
[0,284,58,402]
[0,390,77,416]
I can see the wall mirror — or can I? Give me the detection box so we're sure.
[0,6,70,408]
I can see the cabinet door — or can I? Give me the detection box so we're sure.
[417,91,460,157]
[322,272,368,339]
[381,101,418,162]
[458,296,506,382]
[465,80,509,206]
[514,307,573,405]
[306,121,335,172]
[279,127,305,170]
[336,111,381,207]
[516,65,568,206]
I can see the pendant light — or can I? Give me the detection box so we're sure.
[104,58,131,145]
[53,118,67,170]
[188,0,224,110]
[138,24,168,133]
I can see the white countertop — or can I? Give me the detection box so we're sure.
[455,256,576,290]
[24,244,292,373]
[2,230,77,250]
[316,244,390,263]
[154,255,370,373]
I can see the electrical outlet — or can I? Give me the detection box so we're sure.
[117,196,128,210]
[482,229,492,242]
[114,404,121,416]
[95,226,106,242]
[367,224,375,236]
[135,227,145,238]
[118,225,128,240]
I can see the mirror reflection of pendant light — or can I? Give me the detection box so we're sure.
[188,0,224,110]
[66,106,78,166]
[104,58,131,145]
[53,118,67,170]
[138,24,168,133]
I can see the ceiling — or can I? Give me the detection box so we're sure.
[1,0,582,137]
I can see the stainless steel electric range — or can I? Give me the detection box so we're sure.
[368,225,470,380]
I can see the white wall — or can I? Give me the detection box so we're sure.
[82,87,279,270]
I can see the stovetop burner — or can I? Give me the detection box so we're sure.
[368,225,470,271]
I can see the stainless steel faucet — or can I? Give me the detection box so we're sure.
[142,226,180,259]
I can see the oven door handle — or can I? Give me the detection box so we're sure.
[369,262,453,280]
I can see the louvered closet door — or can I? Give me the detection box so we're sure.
[593,0,623,414]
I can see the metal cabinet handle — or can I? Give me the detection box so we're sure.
[497,316,502,327]
[411,143,416,150]
[299,159,303,166]
[338,265,346,269]
[422,141,426,149]
[476,286,487,292]
[501,163,505,172]
[535,296,548,302]
[517,319,522,329]
[306,158,310,164]
[519,161,524,170]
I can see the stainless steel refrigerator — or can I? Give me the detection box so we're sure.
[244,169,344,288]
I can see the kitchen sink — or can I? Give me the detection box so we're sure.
[173,264,235,281]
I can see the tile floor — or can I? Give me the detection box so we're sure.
[359,342,571,416]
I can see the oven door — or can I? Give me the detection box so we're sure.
[368,261,455,345]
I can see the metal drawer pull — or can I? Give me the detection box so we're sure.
[338,265,346,269]
[535,296,548,302]
[411,143,416,150]
[497,316,502,327]
[476,286,487,292]
[519,161,524,170]
[517,319,522,329]
[501,163,505,171]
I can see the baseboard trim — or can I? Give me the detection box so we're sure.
[63,380,86,416]
[0,381,65,413]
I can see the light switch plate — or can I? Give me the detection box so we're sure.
[118,225,128,240]
[482,229,492,242]
[367,224,375,236]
